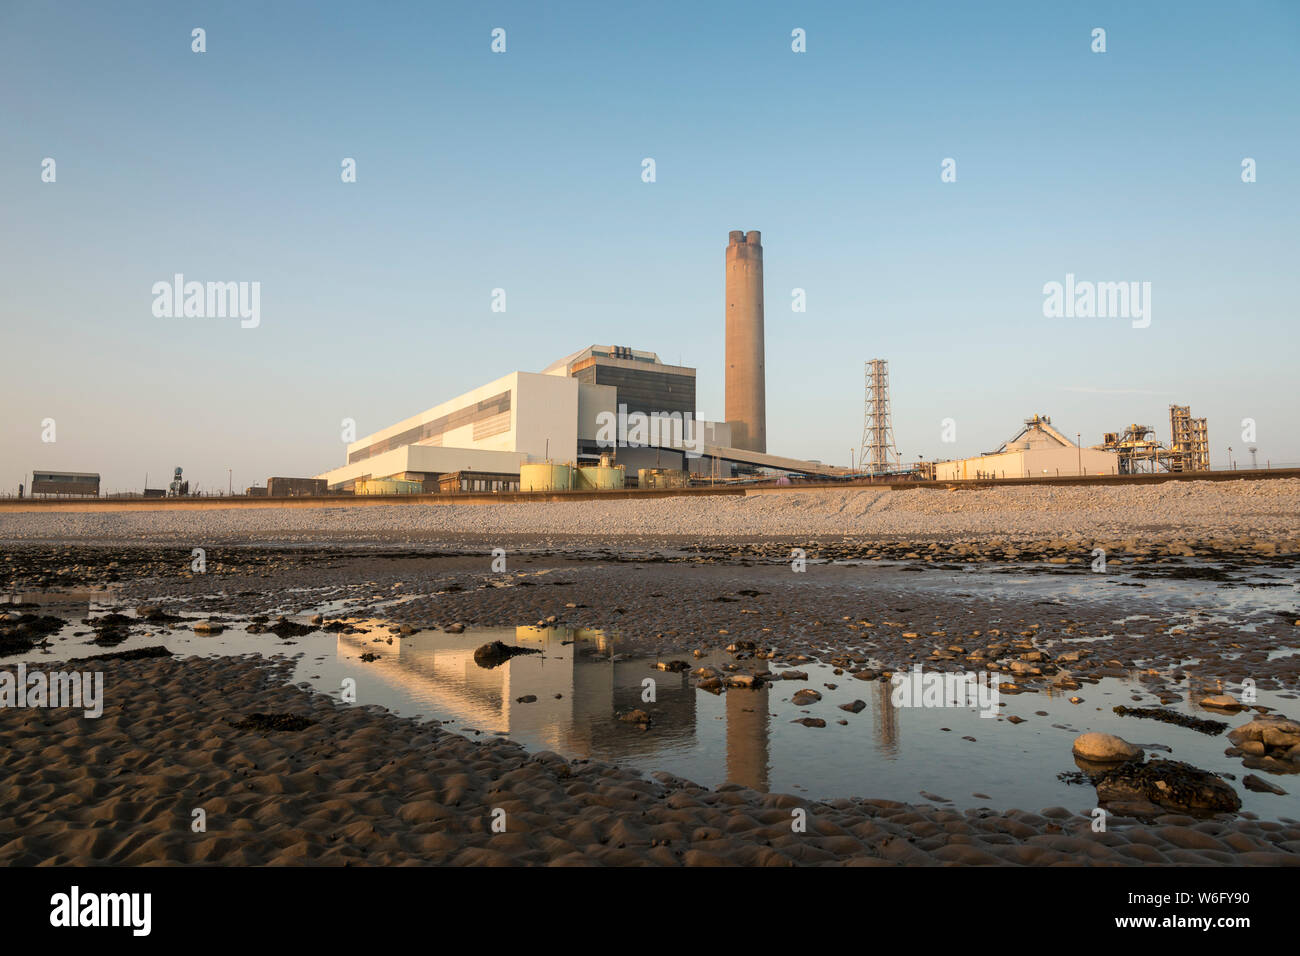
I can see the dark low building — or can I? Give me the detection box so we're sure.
[31,471,100,497]
[266,477,328,497]
[438,471,520,494]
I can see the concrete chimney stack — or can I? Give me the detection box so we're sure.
[725,229,766,453]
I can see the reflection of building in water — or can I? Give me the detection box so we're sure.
[333,626,699,758]
[874,678,899,755]
[725,681,769,791]
[333,625,773,788]
[517,625,703,760]
[516,625,615,654]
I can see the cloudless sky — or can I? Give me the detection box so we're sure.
[2,0,1297,493]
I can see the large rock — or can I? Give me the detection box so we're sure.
[1072,732,1143,762]
[1094,759,1241,815]
[1226,715,1300,771]
[1228,716,1300,750]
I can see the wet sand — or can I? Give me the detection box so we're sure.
[2,493,1298,865]
[3,652,1298,866]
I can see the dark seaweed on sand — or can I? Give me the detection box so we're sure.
[1112,705,1228,735]
[229,713,317,732]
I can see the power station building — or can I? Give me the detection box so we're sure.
[316,231,836,491]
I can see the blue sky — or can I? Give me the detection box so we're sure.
[2,0,1297,493]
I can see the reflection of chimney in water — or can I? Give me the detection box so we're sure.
[874,677,899,756]
[725,680,770,791]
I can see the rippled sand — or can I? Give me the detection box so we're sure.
[3,654,1298,866]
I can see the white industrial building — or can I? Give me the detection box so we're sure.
[316,345,839,491]
[933,415,1119,481]
[318,369,604,491]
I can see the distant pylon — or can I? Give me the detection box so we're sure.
[859,359,900,475]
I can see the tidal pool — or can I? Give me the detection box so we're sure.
[6,588,1298,821]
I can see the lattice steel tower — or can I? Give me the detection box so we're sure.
[859,359,900,475]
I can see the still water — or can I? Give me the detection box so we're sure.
[6,590,1299,820]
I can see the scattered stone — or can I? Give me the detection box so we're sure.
[472,641,541,669]
[137,605,184,623]
[1200,694,1244,711]
[1242,774,1287,795]
[0,613,64,654]
[268,618,316,639]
